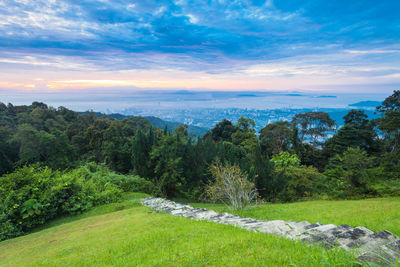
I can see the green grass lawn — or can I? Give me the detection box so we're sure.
[191,197,400,236]
[0,194,358,267]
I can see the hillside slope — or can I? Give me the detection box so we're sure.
[0,195,355,266]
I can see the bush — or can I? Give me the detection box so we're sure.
[323,147,392,198]
[118,176,156,194]
[0,163,154,241]
[271,152,300,168]
[0,165,61,233]
[0,212,20,241]
[206,162,257,210]
[274,165,328,202]
[369,179,400,196]
[75,162,156,194]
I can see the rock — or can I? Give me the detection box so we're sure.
[387,239,400,251]
[304,223,323,230]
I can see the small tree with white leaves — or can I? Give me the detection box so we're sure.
[206,161,257,210]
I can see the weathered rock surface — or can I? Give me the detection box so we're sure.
[142,197,400,265]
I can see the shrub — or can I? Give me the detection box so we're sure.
[206,162,257,210]
[271,152,300,168]
[118,176,156,194]
[0,163,154,241]
[0,212,20,241]
[0,165,61,233]
[274,165,328,202]
[323,147,391,198]
[77,162,156,194]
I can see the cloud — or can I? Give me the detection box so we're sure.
[0,0,398,95]
[0,1,349,66]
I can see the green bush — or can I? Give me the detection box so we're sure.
[0,163,154,241]
[0,212,20,241]
[271,152,300,168]
[323,148,398,198]
[0,165,61,232]
[118,176,156,193]
[76,162,156,194]
[275,165,328,202]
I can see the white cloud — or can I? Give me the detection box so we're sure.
[345,49,400,55]
[187,14,199,24]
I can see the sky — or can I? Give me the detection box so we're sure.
[0,0,400,102]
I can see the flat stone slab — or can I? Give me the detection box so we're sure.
[142,197,400,265]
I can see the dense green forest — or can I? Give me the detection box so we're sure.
[1,91,400,240]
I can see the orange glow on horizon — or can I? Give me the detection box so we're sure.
[2,62,399,93]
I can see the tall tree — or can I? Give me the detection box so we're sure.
[132,129,156,178]
[343,109,369,126]
[376,90,400,153]
[259,121,292,156]
[209,119,235,142]
[292,111,336,147]
[231,117,258,153]
[251,146,274,200]
[150,133,184,197]
[324,110,379,156]
[102,121,134,173]
[0,126,14,175]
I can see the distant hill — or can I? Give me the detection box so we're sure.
[349,101,381,108]
[82,112,208,137]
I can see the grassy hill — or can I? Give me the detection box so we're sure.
[0,194,356,266]
[2,194,400,266]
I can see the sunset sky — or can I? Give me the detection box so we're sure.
[1,0,400,99]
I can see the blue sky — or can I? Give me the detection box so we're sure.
[0,0,399,96]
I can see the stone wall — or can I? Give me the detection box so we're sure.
[142,197,400,265]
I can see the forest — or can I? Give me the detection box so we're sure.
[1,90,399,240]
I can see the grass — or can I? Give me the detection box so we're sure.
[191,197,400,236]
[33,192,150,231]
[0,194,358,267]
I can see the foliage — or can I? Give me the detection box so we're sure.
[0,103,153,176]
[323,147,392,198]
[271,151,300,168]
[150,134,184,197]
[131,128,156,178]
[209,119,235,142]
[206,162,257,210]
[251,148,274,200]
[0,163,154,241]
[376,90,400,154]
[292,111,336,147]
[174,124,189,137]
[260,121,292,156]
[0,92,399,206]
[324,110,379,157]
[297,143,328,171]
[268,152,329,202]
[231,117,258,153]
[275,165,328,202]
[377,90,400,112]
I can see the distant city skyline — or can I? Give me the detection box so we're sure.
[0,89,388,115]
[0,0,399,98]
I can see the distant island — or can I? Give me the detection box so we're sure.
[349,100,382,108]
